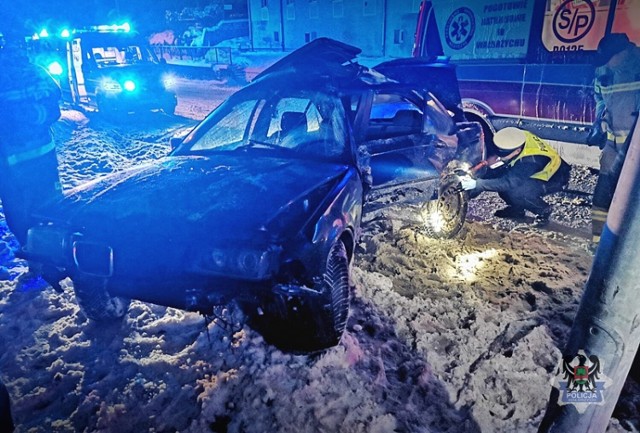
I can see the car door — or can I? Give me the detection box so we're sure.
[363,90,455,189]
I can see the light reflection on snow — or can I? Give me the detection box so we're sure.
[452,248,498,282]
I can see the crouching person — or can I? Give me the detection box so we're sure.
[459,127,571,225]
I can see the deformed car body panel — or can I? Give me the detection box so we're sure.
[23,37,484,351]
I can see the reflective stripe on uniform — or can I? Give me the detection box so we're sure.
[607,131,628,142]
[6,140,56,166]
[592,208,608,222]
[598,80,640,96]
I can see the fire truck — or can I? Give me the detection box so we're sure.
[28,24,177,115]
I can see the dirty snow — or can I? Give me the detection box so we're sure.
[0,78,638,433]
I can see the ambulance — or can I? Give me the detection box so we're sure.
[28,24,177,115]
[413,0,640,167]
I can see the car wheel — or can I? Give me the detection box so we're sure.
[247,240,351,353]
[73,277,131,321]
[420,176,468,239]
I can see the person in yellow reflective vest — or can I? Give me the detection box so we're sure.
[459,127,571,224]
[0,31,63,246]
[588,33,640,245]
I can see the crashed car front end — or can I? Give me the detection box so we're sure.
[24,151,361,311]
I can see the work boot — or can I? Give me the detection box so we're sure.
[533,208,552,226]
[494,206,526,219]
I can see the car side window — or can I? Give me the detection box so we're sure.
[261,94,346,160]
[366,93,423,140]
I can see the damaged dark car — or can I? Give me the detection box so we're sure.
[24,38,484,353]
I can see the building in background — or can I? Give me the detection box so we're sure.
[247,0,420,57]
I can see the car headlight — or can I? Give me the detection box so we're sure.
[194,245,281,280]
[123,80,136,92]
[47,61,63,76]
[161,73,177,90]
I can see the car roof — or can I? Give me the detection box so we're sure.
[249,37,462,109]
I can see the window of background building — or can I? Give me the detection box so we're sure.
[309,0,319,19]
[363,0,377,16]
[394,29,404,44]
[333,0,344,18]
[260,0,269,21]
[286,0,295,20]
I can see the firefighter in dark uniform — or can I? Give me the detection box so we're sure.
[0,378,13,432]
[459,127,571,224]
[588,33,640,245]
[0,31,63,246]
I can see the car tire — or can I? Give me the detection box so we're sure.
[421,176,468,239]
[73,277,131,321]
[247,239,351,354]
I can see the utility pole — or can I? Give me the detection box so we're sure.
[538,115,640,432]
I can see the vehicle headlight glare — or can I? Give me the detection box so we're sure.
[47,61,63,76]
[162,73,177,90]
[123,80,136,92]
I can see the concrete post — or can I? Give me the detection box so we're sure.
[538,115,640,432]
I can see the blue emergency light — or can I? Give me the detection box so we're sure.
[123,80,136,92]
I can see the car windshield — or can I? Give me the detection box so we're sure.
[176,88,349,162]
[91,44,155,66]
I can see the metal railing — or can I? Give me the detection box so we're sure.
[152,45,233,65]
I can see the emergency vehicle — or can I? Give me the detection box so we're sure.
[28,24,177,115]
[413,0,640,168]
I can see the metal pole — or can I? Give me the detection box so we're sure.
[279,0,286,51]
[538,115,640,432]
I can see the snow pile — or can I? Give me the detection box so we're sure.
[0,80,638,432]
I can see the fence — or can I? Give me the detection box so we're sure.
[152,45,233,65]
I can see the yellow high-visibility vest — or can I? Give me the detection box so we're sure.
[508,132,562,181]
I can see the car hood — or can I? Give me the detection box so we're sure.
[38,154,351,242]
[97,63,166,82]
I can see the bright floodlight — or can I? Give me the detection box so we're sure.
[123,80,136,91]
[39,29,49,38]
[60,29,71,38]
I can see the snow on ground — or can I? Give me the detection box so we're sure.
[0,78,639,433]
